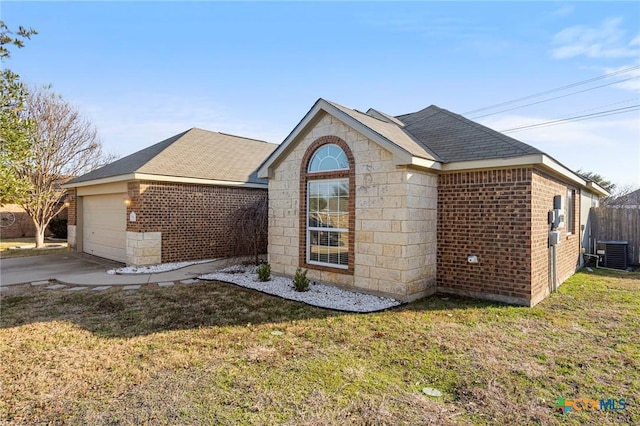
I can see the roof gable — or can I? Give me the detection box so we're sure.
[257,99,440,178]
[327,101,440,161]
[68,128,277,186]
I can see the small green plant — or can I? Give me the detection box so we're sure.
[292,267,309,292]
[256,262,271,282]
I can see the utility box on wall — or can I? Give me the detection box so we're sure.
[552,195,565,229]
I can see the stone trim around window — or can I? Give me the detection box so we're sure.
[299,136,355,275]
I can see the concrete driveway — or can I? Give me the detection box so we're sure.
[0,252,123,286]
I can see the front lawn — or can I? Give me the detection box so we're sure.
[0,269,638,425]
[0,237,68,258]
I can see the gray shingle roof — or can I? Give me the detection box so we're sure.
[395,105,543,163]
[68,128,277,185]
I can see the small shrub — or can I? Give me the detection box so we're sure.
[292,268,309,292]
[48,218,68,239]
[256,262,271,282]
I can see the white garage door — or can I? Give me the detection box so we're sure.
[83,193,127,262]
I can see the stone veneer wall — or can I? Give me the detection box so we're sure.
[530,169,581,305]
[437,168,533,305]
[67,225,77,249]
[126,181,268,263]
[268,112,438,301]
[126,231,161,265]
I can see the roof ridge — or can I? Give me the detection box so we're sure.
[137,128,192,167]
[433,107,540,155]
[366,108,406,127]
[121,129,191,168]
[395,105,441,123]
[216,131,272,144]
[64,129,191,184]
[324,100,394,125]
[354,109,391,124]
[324,100,393,126]
[323,99,441,162]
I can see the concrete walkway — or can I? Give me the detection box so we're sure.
[54,259,231,286]
[0,252,236,288]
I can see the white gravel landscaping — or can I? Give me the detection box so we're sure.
[199,265,403,313]
[107,259,214,275]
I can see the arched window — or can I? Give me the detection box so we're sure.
[308,144,349,172]
[300,137,354,272]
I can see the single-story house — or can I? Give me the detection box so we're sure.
[63,128,277,265]
[257,99,608,306]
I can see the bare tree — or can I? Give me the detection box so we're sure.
[602,184,640,207]
[231,197,268,264]
[16,86,114,247]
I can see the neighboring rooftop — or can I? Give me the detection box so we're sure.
[607,188,640,207]
[67,128,277,185]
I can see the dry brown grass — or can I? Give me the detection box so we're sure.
[0,237,68,258]
[0,269,638,425]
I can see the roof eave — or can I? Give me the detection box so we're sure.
[133,173,268,189]
[586,181,609,197]
[405,156,443,170]
[440,154,609,196]
[62,174,136,189]
[62,173,268,190]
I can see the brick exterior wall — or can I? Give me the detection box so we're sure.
[268,112,438,301]
[531,169,581,305]
[437,168,533,305]
[126,181,268,263]
[1,205,39,239]
[67,189,77,226]
[1,204,68,239]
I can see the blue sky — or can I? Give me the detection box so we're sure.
[3,1,639,188]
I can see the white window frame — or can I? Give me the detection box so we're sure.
[306,178,349,269]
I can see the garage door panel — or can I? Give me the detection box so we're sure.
[83,193,127,263]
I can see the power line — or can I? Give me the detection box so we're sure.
[463,65,640,116]
[558,97,639,117]
[469,76,640,119]
[501,105,640,133]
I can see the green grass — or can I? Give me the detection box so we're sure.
[0,237,68,258]
[1,269,638,425]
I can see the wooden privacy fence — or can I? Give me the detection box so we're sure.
[591,207,640,265]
